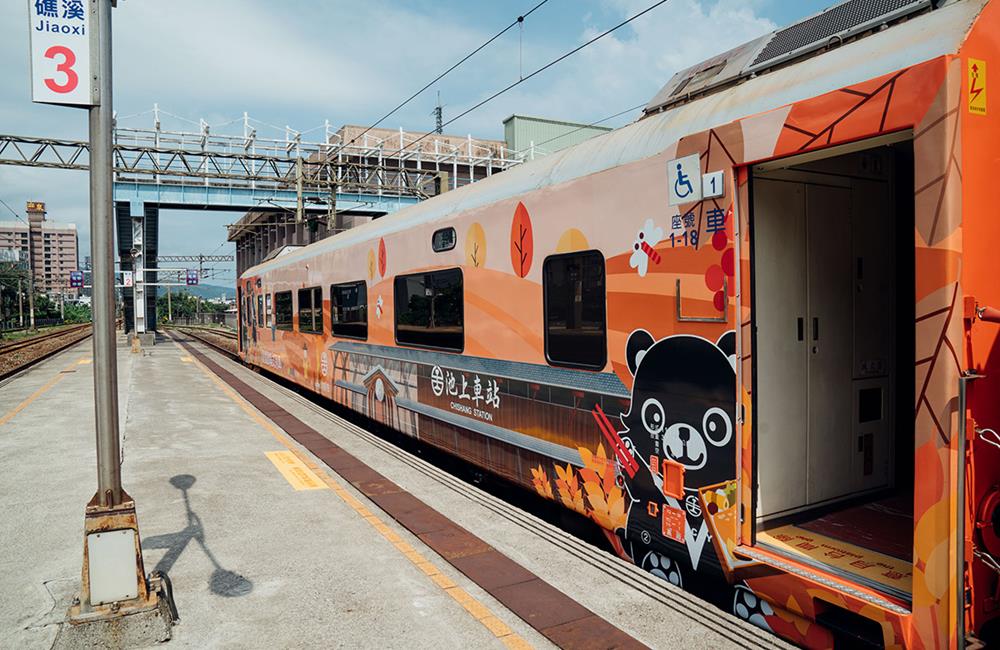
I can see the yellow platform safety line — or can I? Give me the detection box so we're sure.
[175,341,533,649]
[0,356,84,427]
[264,450,327,490]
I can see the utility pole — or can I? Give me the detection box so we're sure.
[166,284,171,322]
[17,276,23,327]
[27,276,35,330]
[59,292,64,321]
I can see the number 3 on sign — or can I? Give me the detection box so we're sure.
[44,45,79,94]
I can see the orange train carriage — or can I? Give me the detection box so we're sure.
[237,1,1000,647]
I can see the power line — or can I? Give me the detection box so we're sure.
[382,0,672,161]
[337,0,551,154]
[0,197,28,225]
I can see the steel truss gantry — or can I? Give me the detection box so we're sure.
[0,109,523,334]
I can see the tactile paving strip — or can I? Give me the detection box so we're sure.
[176,336,648,650]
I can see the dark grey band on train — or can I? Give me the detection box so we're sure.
[330,341,630,397]
[334,378,584,467]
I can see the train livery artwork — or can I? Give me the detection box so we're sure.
[237,2,1000,648]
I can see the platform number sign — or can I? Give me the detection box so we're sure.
[186,269,199,286]
[28,0,94,107]
[69,270,83,288]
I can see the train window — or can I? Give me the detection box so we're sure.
[274,291,293,331]
[265,294,272,327]
[432,227,456,252]
[297,286,323,334]
[256,295,264,328]
[394,268,463,351]
[330,281,367,339]
[543,250,607,369]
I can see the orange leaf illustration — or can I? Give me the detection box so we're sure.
[509,201,533,278]
[377,237,387,278]
[530,465,554,500]
[576,443,628,532]
[554,463,586,515]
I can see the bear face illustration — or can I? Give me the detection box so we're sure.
[617,329,737,572]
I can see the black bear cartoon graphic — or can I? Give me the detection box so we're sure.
[616,329,737,579]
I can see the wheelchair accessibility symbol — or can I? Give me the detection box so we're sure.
[674,163,694,197]
[667,153,702,206]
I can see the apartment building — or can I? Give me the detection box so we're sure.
[0,202,79,298]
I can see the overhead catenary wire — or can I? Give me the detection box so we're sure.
[381,0,672,161]
[0,197,29,225]
[335,0,551,155]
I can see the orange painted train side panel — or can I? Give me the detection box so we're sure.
[234,27,1000,646]
[958,0,1000,638]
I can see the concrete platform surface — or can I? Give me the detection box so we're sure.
[0,336,790,649]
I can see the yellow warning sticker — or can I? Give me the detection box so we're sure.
[265,451,327,490]
[969,58,987,115]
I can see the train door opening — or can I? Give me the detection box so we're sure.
[749,135,915,600]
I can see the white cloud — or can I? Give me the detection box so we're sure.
[0,0,779,278]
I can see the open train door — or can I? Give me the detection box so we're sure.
[745,133,917,607]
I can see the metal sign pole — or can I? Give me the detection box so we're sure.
[49,2,172,642]
[88,0,121,509]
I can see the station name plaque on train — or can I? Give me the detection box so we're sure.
[420,365,501,424]
[28,0,94,107]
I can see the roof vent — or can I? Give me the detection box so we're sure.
[749,0,930,71]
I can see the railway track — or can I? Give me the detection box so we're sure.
[0,323,92,382]
[166,325,237,357]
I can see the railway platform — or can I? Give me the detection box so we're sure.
[0,333,790,649]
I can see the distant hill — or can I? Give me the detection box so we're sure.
[164,283,235,301]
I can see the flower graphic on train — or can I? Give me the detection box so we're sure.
[703,204,735,312]
[628,218,663,277]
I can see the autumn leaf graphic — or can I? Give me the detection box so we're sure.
[377,237,387,278]
[530,465,554,500]
[578,444,628,532]
[509,202,533,278]
[465,222,487,268]
[554,463,586,515]
[367,248,376,281]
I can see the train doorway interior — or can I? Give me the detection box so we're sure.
[749,134,915,601]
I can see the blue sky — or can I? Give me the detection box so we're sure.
[1,0,832,285]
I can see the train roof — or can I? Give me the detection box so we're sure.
[243,0,986,279]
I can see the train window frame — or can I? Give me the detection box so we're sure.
[432,227,457,252]
[274,290,293,331]
[297,286,323,334]
[393,267,464,352]
[265,293,272,327]
[542,250,608,370]
[330,280,368,340]
[256,295,264,328]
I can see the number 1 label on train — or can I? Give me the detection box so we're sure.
[28,0,94,107]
